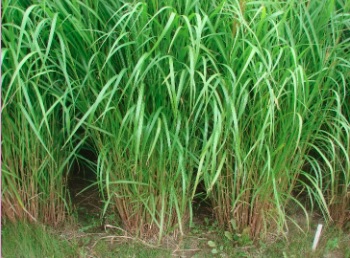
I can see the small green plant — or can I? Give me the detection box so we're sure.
[207,240,224,255]
[224,229,253,246]
[326,237,340,251]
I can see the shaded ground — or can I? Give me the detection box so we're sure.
[68,174,104,233]
[61,177,350,258]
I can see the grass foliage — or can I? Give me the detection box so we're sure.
[1,222,78,258]
[2,0,350,240]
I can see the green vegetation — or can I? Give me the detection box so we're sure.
[1,222,78,258]
[2,221,349,257]
[1,0,349,252]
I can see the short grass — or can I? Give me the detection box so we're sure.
[1,222,78,258]
[2,219,349,258]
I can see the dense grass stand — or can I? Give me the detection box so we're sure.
[2,1,349,256]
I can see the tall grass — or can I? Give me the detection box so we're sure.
[198,0,350,237]
[1,2,79,225]
[2,0,349,240]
